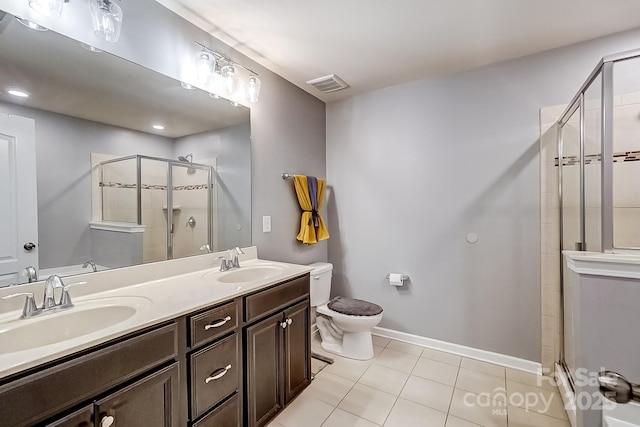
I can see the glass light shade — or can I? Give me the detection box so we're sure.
[246,75,261,103]
[90,0,123,43]
[220,65,238,95]
[28,0,63,18]
[195,50,216,85]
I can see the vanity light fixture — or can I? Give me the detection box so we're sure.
[89,0,123,43]
[195,49,216,85]
[246,75,261,103]
[28,0,64,18]
[194,42,260,103]
[6,87,30,98]
[15,16,49,31]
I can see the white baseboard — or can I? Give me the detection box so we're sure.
[372,326,542,374]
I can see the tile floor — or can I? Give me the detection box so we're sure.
[268,334,570,427]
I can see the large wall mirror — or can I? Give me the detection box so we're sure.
[0,11,251,286]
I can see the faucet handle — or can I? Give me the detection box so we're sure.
[2,292,40,319]
[59,281,87,308]
[215,256,230,272]
[200,244,212,253]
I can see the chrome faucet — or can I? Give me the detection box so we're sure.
[199,244,212,253]
[22,266,38,283]
[1,275,86,319]
[82,261,97,272]
[42,275,64,310]
[229,247,245,268]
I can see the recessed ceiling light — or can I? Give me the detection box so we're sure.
[15,16,48,31]
[152,124,165,130]
[7,88,30,98]
[180,82,195,90]
[209,92,221,99]
[229,101,240,107]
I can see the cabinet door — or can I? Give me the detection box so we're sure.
[283,300,311,403]
[45,405,93,427]
[244,311,283,427]
[94,363,179,427]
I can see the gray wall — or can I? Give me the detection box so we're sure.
[326,27,640,362]
[0,0,328,266]
[0,101,173,269]
[175,122,252,250]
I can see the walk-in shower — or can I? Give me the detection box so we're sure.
[552,49,640,393]
[97,154,215,263]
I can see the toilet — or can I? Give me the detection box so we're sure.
[309,262,383,360]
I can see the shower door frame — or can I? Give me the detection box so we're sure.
[100,154,215,260]
[555,48,640,390]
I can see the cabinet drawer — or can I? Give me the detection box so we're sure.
[192,394,240,427]
[190,301,238,348]
[0,323,177,427]
[244,275,309,323]
[190,333,239,419]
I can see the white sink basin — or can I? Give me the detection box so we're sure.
[0,296,151,354]
[214,266,286,283]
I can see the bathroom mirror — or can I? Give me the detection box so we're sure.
[0,11,251,285]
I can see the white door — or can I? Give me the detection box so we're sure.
[0,113,38,287]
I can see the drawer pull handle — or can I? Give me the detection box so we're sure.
[101,415,115,427]
[205,364,232,383]
[204,316,232,330]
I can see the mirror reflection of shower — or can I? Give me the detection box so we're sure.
[94,154,216,266]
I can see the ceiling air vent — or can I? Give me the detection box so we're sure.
[306,74,349,93]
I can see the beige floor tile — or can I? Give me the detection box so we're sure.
[312,358,329,375]
[386,340,424,356]
[373,344,385,357]
[323,354,372,382]
[384,398,447,427]
[448,389,508,427]
[444,416,482,427]
[321,408,381,427]
[456,368,507,402]
[421,347,462,366]
[273,393,334,427]
[372,335,391,347]
[266,422,286,427]
[306,371,355,406]
[508,405,570,427]
[338,383,397,425]
[412,357,460,386]
[505,368,558,391]
[400,375,454,413]
[460,358,506,379]
[373,348,420,374]
[506,381,568,420]
[359,364,410,396]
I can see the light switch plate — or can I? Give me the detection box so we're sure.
[262,216,271,233]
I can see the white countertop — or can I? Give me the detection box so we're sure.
[0,250,313,380]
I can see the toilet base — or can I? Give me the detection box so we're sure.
[319,330,375,361]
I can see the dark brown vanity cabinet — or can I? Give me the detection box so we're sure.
[243,275,311,427]
[0,323,179,427]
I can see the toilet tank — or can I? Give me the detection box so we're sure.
[308,262,333,307]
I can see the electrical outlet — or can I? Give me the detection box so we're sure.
[262,216,271,233]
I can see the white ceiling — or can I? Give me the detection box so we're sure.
[157,0,640,103]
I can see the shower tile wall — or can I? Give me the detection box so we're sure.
[141,159,168,263]
[539,92,640,373]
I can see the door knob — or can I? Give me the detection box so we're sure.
[23,242,36,251]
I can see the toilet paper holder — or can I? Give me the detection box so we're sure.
[386,273,409,282]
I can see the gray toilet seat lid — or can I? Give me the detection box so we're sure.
[327,296,383,316]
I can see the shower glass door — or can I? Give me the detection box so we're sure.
[169,163,213,259]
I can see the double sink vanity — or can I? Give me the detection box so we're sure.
[0,247,312,427]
